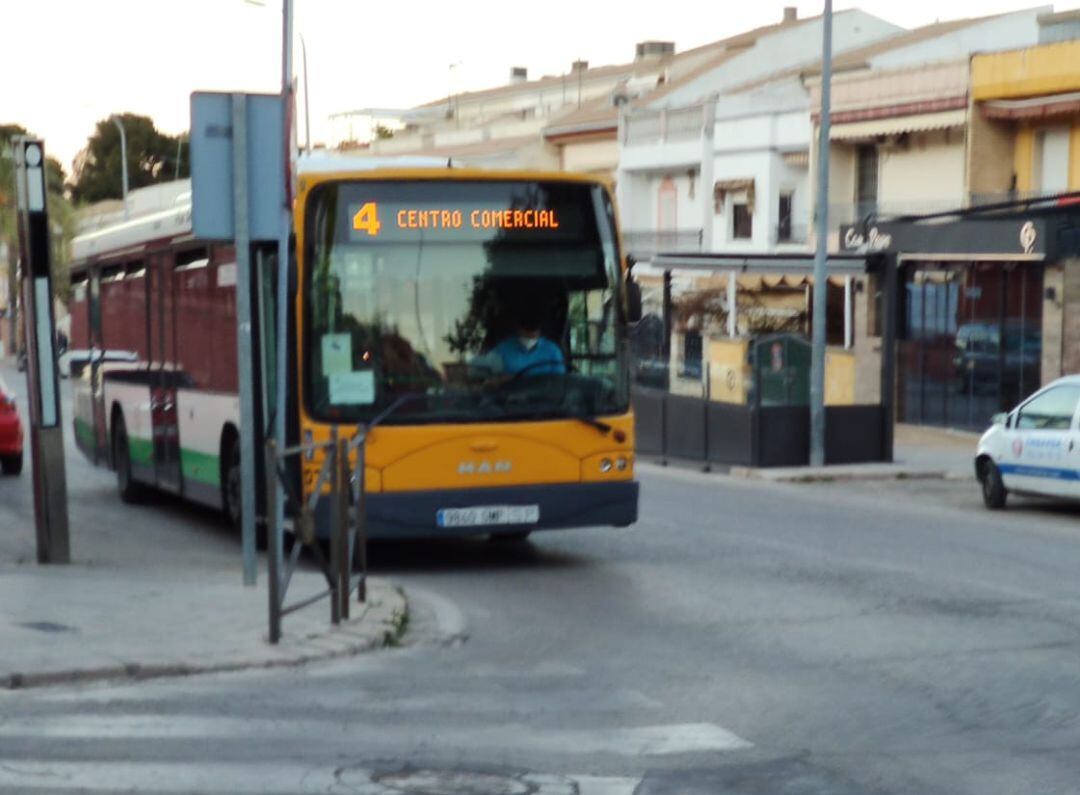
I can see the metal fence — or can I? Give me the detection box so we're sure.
[264,426,369,644]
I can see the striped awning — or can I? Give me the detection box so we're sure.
[830,109,967,141]
[737,274,847,289]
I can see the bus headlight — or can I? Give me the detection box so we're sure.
[615,456,628,471]
[599,458,613,473]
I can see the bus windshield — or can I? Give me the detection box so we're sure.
[304,179,629,425]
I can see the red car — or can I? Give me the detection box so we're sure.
[0,375,24,476]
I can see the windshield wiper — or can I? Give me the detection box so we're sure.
[569,413,613,435]
[498,404,612,435]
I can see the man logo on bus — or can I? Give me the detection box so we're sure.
[458,460,512,475]
[1013,438,1023,457]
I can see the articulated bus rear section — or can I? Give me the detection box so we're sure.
[69,181,248,523]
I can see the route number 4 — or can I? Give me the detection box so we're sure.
[352,202,381,237]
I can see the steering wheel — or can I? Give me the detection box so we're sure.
[499,359,566,388]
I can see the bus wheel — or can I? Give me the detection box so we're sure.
[112,413,145,503]
[222,433,242,531]
[221,433,266,549]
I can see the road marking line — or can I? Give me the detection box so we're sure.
[0,716,751,756]
[0,761,641,795]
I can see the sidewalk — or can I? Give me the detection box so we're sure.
[729,423,980,483]
[0,564,407,690]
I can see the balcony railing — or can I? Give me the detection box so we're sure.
[624,229,703,259]
[623,105,708,147]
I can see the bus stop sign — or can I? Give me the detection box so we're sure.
[189,92,284,241]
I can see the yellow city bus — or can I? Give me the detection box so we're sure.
[70,161,638,540]
[296,165,638,539]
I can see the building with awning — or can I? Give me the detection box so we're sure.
[968,36,1080,204]
[840,194,1080,430]
[803,8,1055,250]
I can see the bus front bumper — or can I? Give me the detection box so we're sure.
[315,481,639,540]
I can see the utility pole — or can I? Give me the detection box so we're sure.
[270,0,295,612]
[809,0,833,467]
[12,138,69,563]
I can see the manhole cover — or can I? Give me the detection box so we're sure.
[372,770,533,795]
[17,621,77,634]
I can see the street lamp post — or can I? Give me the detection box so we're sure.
[109,115,130,220]
[810,0,833,467]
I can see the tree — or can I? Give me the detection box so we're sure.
[70,113,187,204]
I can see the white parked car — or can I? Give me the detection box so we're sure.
[975,375,1080,509]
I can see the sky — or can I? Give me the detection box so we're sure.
[3,0,1078,177]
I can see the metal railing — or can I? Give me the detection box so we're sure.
[623,105,708,146]
[624,229,703,260]
[265,425,369,644]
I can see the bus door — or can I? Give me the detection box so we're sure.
[87,268,109,464]
[148,251,181,491]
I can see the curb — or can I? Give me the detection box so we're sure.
[1,582,409,692]
[728,466,967,483]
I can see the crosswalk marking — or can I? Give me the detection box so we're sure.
[0,715,750,755]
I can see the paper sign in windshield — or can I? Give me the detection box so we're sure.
[321,333,352,375]
[329,370,376,405]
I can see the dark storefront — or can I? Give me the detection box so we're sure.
[898,261,1042,428]
[842,199,1080,430]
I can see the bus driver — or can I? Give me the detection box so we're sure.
[472,300,565,377]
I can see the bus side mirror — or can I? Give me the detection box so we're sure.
[992,412,1008,427]
[626,277,642,324]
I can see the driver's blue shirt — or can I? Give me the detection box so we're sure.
[492,336,565,376]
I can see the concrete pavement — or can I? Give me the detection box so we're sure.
[4,465,1080,794]
[0,359,407,690]
[730,422,980,482]
[0,564,406,689]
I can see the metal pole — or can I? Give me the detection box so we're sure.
[12,138,69,565]
[272,0,294,584]
[844,275,853,350]
[300,34,311,154]
[881,254,898,463]
[727,271,737,338]
[337,436,350,620]
[265,439,281,643]
[354,429,368,603]
[328,426,341,626]
[809,0,833,467]
[109,117,129,221]
[232,94,257,586]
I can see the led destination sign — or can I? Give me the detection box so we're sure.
[348,201,563,241]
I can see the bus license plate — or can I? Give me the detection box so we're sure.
[436,505,540,528]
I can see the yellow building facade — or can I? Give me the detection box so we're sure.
[970,40,1080,198]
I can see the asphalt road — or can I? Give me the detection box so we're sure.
[3,361,1080,794]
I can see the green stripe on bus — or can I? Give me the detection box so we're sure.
[181,448,221,488]
[74,417,95,449]
[127,437,154,466]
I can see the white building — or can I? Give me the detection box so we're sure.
[616,6,1051,260]
[805,6,1050,240]
[616,8,902,258]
